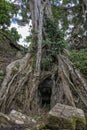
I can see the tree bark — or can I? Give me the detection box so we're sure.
[0,0,87,115]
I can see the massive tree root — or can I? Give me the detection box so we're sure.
[56,53,87,109]
[0,50,87,114]
[0,53,32,112]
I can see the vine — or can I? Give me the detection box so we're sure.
[41,17,66,70]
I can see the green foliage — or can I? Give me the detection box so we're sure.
[52,6,69,31]
[44,17,66,54]
[5,27,21,42]
[33,115,41,121]
[52,0,85,42]
[0,0,15,29]
[24,35,32,43]
[16,0,30,25]
[69,49,87,76]
[41,56,53,70]
[20,8,29,23]
[41,17,66,70]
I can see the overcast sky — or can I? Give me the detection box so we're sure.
[7,0,31,47]
[9,9,32,47]
[10,21,31,47]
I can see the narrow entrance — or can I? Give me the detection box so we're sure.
[38,77,52,110]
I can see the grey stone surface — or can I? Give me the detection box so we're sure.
[47,103,86,130]
[9,110,36,124]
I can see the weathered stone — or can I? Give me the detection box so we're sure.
[15,120,24,124]
[0,110,38,129]
[47,103,86,130]
[0,112,13,127]
[9,110,35,124]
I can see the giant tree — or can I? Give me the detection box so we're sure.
[0,0,87,114]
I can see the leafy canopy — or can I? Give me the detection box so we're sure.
[0,0,16,29]
[69,49,87,76]
[5,27,22,42]
[41,17,66,70]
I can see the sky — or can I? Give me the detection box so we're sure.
[8,0,65,47]
[8,0,31,47]
[10,23,29,46]
[8,0,65,48]
[10,20,32,47]
[7,0,80,46]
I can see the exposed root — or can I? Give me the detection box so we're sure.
[59,54,87,108]
[0,54,32,113]
[0,52,87,114]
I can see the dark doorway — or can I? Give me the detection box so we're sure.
[38,77,52,109]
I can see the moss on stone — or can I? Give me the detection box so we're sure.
[47,114,86,130]
[47,116,75,130]
[71,116,86,130]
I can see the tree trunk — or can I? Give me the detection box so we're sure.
[0,0,87,115]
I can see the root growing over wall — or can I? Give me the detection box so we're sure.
[0,51,87,114]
